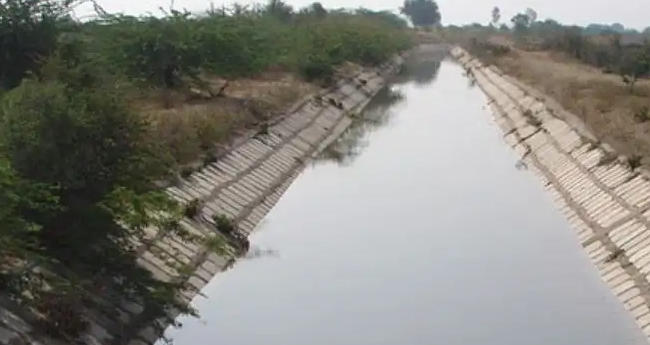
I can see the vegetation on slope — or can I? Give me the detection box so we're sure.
[0,0,411,340]
[440,7,650,168]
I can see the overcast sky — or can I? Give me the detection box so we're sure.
[76,0,649,30]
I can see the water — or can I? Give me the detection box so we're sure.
[165,52,647,345]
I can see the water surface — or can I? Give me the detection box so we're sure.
[165,54,646,345]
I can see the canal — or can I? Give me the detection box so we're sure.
[164,51,647,345]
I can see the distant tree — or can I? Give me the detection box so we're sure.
[511,13,530,33]
[543,19,560,26]
[491,6,500,26]
[619,47,650,92]
[355,8,409,29]
[400,0,441,27]
[524,8,537,24]
[611,23,625,33]
[309,2,327,17]
[296,2,327,20]
[228,3,251,16]
[0,0,72,90]
[264,0,294,22]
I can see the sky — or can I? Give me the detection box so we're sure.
[75,0,649,30]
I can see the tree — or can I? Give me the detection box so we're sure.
[619,47,650,92]
[264,0,294,22]
[296,2,328,22]
[400,0,441,27]
[511,12,531,33]
[525,8,537,24]
[355,8,409,29]
[491,6,500,26]
[0,0,73,90]
[95,11,209,108]
[309,2,327,18]
[0,55,193,338]
[0,155,59,301]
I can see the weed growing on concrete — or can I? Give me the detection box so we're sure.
[596,152,618,167]
[604,248,625,263]
[211,214,250,255]
[627,155,643,170]
[633,106,650,123]
[213,214,236,235]
[522,109,543,127]
[184,199,202,219]
[180,167,194,179]
[203,234,229,255]
[203,152,218,167]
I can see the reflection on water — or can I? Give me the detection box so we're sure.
[318,87,405,166]
[163,49,647,345]
[397,59,442,86]
[319,55,444,166]
[393,45,447,86]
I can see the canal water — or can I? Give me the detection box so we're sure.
[165,52,647,345]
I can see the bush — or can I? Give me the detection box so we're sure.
[0,57,186,337]
[81,4,411,92]
[0,0,412,337]
[299,55,336,82]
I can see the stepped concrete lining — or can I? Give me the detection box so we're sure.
[452,46,650,343]
[0,54,407,345]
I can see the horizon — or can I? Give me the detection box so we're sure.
[74,0,648,30]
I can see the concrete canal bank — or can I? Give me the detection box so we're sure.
[452,46,650,342]
[0,53,408,345]
[164,50,645,345]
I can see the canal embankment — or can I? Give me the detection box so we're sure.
[452,46,650,342]
[0,52,409,345]
[163,51,646,345]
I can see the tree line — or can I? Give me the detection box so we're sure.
[0,0,413,340]
[456,6,650,93]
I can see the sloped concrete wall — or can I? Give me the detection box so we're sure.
[0,53,408,345]
[125,54,407,345]
[452,47,650,342]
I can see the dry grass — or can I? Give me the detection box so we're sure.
[494,49,650,165]
[139,73,319,166]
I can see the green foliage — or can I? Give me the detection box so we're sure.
[78,1,410,91]
[212,214,236,235]
[0,156,59,295]
[184,199,201,218]
[619,46,650,92]
[0,54,186,337]
[354,8,409,29]
[511,13,531,34]
[0,0,71,89]
[264,0,294,22]
[297,2,326,19]
[94,11,205,89]
[400,0,441,27]
[0,0,411,338]
[299,54,336,82]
